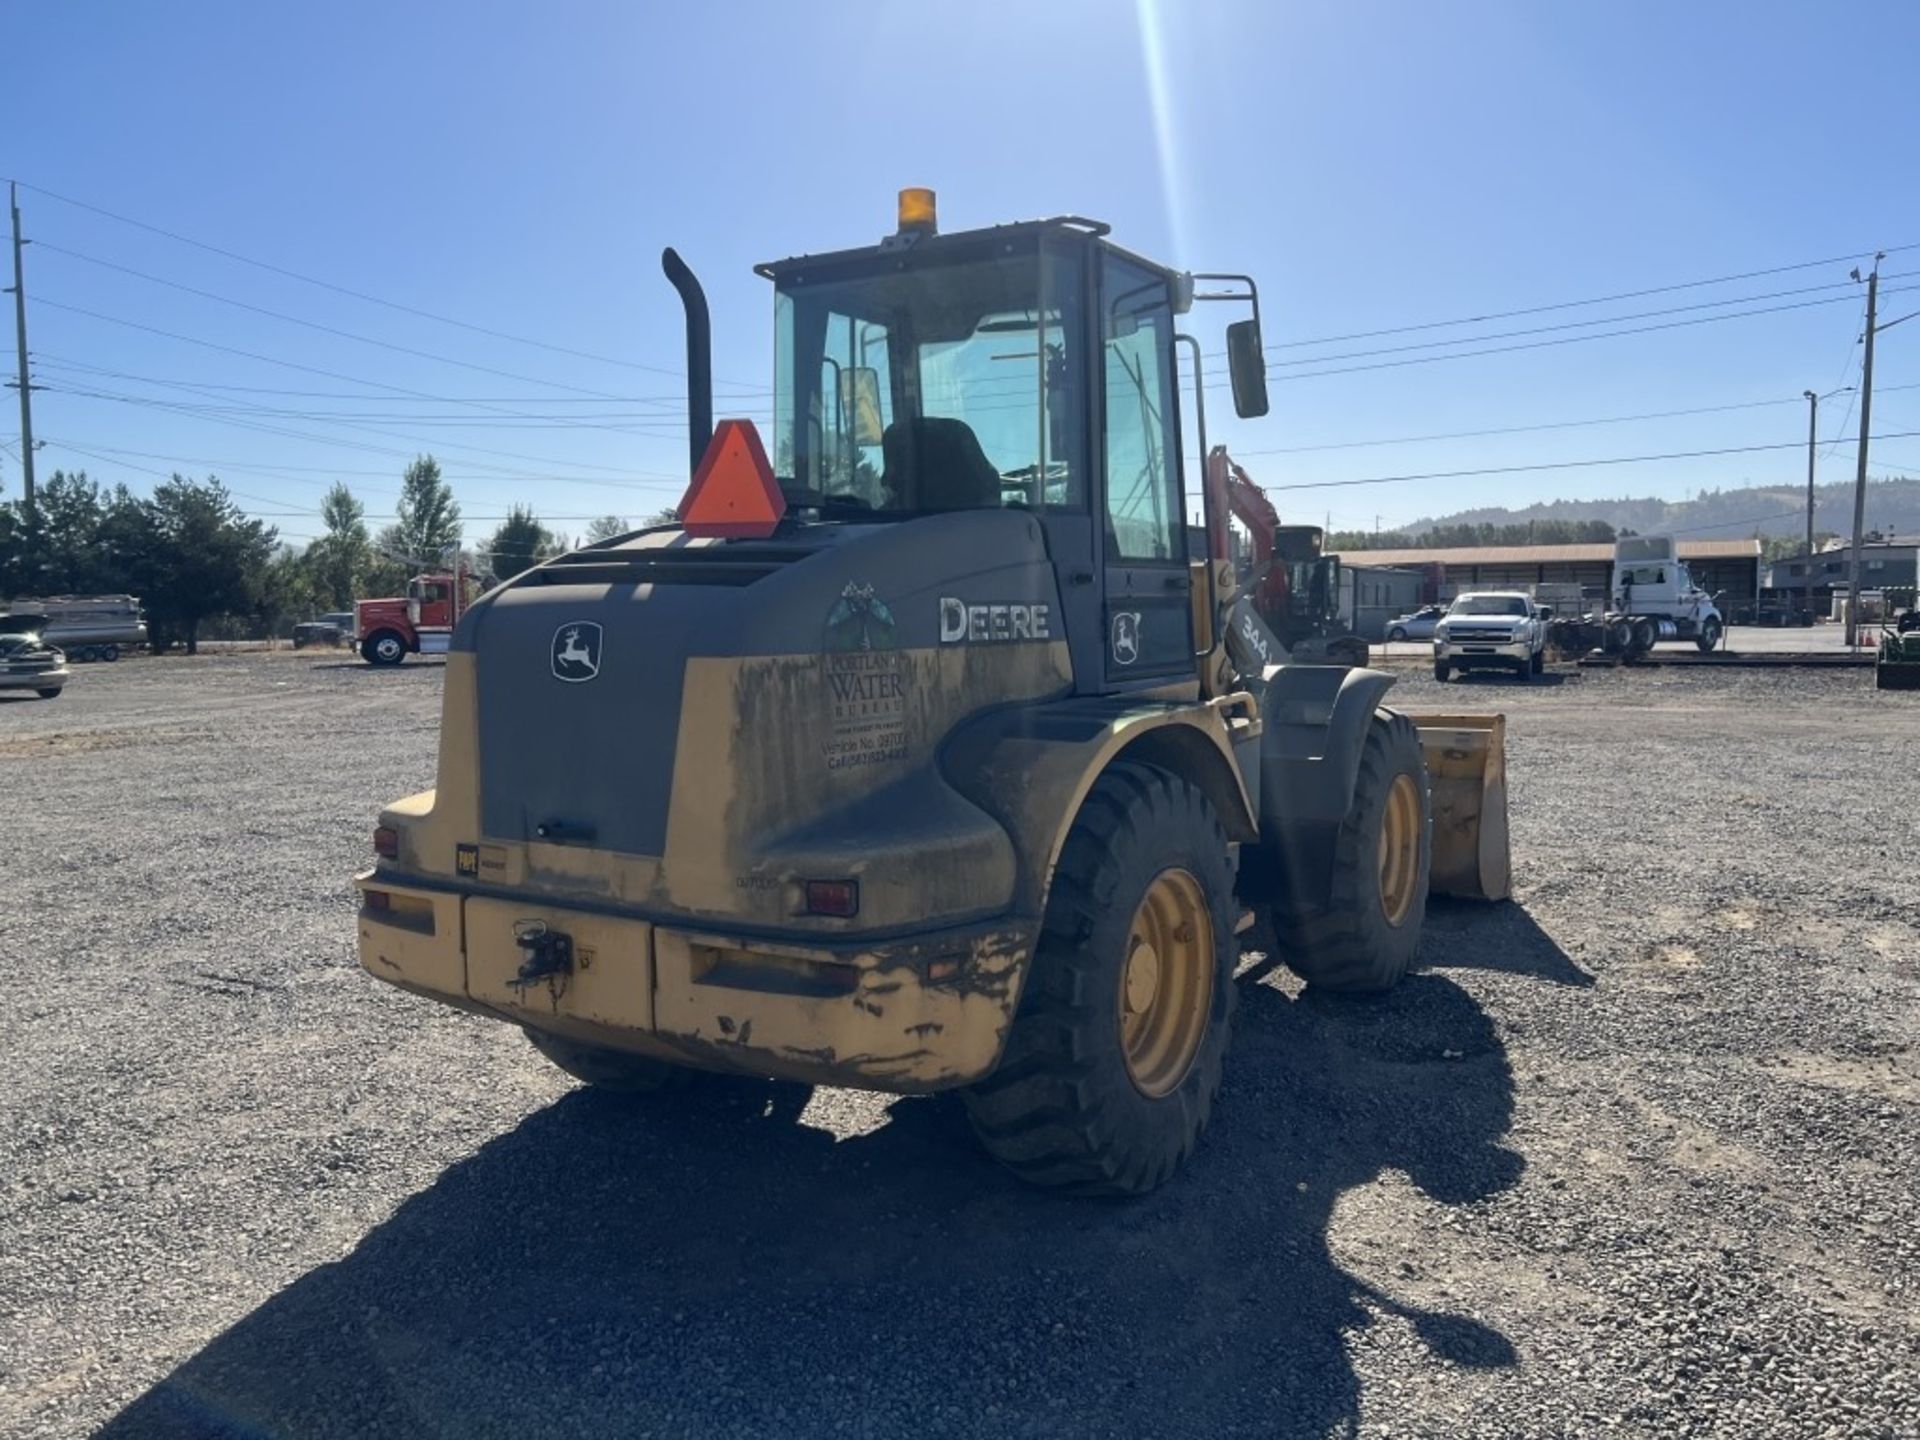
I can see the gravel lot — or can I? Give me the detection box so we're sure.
[1,654,1915,1438]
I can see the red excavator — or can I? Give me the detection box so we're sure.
[1210,449,1368,668]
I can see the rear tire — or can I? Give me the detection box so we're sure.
[1268,710,1431,993]
[361,631,407,666]
[1387,626,1407,643]
[961,762,1237,1196]
[1630,618,1657,654]
[100,644,119,662]
[523,1027,695,1093]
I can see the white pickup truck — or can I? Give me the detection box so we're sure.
[1433,591,1550,682]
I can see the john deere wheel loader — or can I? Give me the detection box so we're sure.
[356,192,1509,1195]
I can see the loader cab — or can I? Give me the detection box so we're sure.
[760,208,1244,697]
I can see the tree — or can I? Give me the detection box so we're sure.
[121,477,279,654]
[256,544,328,639]
[483,504,555,581]
[644,507,678,527]
[33,471,112,593]
[305,483,373,608]
[380,455,460,571]
[585,515,630,543]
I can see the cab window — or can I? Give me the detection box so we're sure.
[1101,254,1180,562]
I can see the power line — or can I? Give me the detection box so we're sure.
[24,437,648,486]
[23,355,770,404]
[1257,429,1920,493]
[31,239,683,408]
[1234,383,1920,458]
[40,371,687,482]
[1259,242,1920,352]
[8,176,762,385]
[1255,285,1920,387]
[28,293,736,445]
[1260,274,1916,372]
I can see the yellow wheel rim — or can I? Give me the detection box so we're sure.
[1119,868,1214,1098]
[1378,772,1421,928]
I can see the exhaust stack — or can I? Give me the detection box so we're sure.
[660,248,712,478]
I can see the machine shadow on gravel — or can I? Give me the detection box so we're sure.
[99,972,1524,1439]
[1420,898,1595,988]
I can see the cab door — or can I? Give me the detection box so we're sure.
[1098,251,1191,686]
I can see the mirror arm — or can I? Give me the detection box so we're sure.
[1187,272,1263,330]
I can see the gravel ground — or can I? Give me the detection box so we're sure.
[0,653,1915,1439]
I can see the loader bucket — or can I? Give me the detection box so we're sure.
[1408,714,1511,901]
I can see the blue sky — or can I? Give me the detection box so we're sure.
[6,0,1918,544]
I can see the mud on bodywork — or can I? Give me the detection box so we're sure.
[359,872,1039,1091]
[359,511,1083,1089]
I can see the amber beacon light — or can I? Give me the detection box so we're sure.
[897,187,937,235]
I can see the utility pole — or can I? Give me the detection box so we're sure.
[6,182,37,556]
[1845,260,1882,647]
[1803,390,1818,620]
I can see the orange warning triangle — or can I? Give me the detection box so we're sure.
[678,419,786,538]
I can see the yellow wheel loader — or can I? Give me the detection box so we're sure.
[356,192,1510,1195]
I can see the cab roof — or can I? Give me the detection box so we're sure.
[754,215,1182,291]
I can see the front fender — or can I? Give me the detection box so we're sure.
[1243,665,1397,908]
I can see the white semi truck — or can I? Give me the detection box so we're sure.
[1547,537,1724,659]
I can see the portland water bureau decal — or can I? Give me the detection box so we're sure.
[822,582,908,772]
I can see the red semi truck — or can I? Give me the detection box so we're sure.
[354,571,475,666]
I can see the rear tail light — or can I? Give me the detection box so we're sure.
[803,879,859,917]
[373,826,400,860]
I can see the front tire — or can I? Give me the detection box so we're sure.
[361,631,407,666]
[962,762,1237,1196]
[523,1027,695,1093]
[35,688,61,700]
[1696,617,1722,653]
[1268,711,1431,993]
[1388,627,1407,643]
[1433,660,1451,682]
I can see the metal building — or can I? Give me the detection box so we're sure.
[1327,538,1763,617]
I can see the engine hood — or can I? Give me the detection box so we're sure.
[453,511,1072,923]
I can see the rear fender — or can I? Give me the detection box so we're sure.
[942,697,1258,917]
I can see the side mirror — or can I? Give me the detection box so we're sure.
[1226,319,1269,418]
[1538,605,1554,619]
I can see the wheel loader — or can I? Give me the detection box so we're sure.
[355,191,1510,1195]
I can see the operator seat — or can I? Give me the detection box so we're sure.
[880,417,1003,512]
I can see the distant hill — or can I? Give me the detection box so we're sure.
[1398,476,1920,543]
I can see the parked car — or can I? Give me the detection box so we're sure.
[1385,604,1447,642]
[0,615,71,699]
[292,611,357,649]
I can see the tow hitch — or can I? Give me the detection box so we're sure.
[509,920,574,992]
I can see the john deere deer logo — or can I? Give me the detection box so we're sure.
[551,621,603,682]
